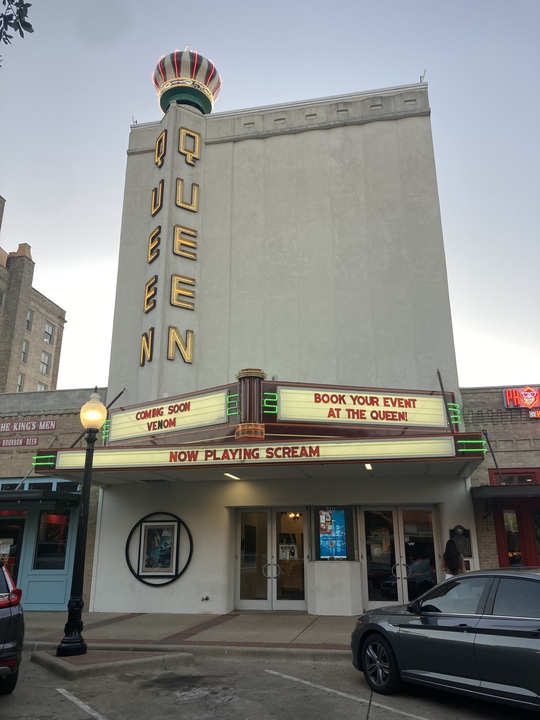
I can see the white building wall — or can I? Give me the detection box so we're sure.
[90,472,475,615]
[108,85,459,407]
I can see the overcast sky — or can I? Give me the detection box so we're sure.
[1,0,538,392]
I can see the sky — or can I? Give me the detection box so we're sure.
[1,0,539,391]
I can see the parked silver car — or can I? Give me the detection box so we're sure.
[0,562,24,694]
[351,567,540,713]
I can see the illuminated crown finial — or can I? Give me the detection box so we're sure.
[152,48,222,115]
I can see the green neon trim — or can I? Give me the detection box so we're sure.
[32,453,56,468]
[263,392,278,414]
[101,419,110,440]
[456,440,487,454]
[447,402,462,422]
[226,393,240,416]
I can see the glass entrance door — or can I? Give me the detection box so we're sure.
[362,508,437,608]
[237,509,306,610]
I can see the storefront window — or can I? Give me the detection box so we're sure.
[314,507,354,560]
[33,509,70,570]
[490,469,539,486]
[503,510,522,565]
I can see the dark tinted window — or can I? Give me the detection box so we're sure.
[492,578,540,618]
[420,576,490,614]
[33,509,70,570]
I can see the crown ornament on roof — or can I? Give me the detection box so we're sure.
[152,46,222,115]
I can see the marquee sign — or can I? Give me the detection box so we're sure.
[503,386,540,409]
[277,387,448,428]
[108,390,228,442]
[54,436,456,472]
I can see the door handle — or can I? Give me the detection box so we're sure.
[274,563,281,577]
[453,624,474,632]
[262,563,271,578]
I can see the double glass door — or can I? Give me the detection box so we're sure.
[237,509,306,610]
[363,508,438,608]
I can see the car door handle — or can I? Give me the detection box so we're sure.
[453,624,474,632]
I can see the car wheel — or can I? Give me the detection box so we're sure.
[361,634,401,695]
[0,669,19,695]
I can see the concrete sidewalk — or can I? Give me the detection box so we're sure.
[25,611,354,679]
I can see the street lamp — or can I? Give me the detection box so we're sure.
[57,388,107,657]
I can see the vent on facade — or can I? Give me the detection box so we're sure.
[464,408,530,426]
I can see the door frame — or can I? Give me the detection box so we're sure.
[360,506,440,610]
[236,508,307,611]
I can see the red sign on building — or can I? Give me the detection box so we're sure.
[504,386,540,409]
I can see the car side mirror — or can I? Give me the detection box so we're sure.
[407,599,421,613]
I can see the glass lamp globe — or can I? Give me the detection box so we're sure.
[80,389,107,431]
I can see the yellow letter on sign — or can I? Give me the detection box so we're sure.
[144,275,158,313]
[179,127,201,166]
[140,327,154,366]
[176,179,199,212]
[167,327,194,363]
[154,129,167,168]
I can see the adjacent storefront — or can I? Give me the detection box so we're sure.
[464,385,540,570]
[0,480,81,610]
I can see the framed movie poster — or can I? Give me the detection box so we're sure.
[139,522,178,575]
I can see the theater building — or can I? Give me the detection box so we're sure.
[35,49,485,615]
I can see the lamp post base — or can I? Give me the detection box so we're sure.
[57,600,87,656]
[57,638,88,657]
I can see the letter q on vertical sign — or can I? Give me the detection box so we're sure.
[154,130,167,168]
[179,128,201,166]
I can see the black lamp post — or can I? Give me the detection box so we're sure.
[57,389,107,657]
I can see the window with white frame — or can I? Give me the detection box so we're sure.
[17,373,25,392]
[44,322,55,344]
[26,309,34,331]
[37,382,48,391]
[21,339,29,364]
[40,351,52,375]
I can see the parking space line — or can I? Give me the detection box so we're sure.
[265,670,432,720]
[56,688,111,720]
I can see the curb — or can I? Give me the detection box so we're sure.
[31,649,195,680]
[27,641,350,678]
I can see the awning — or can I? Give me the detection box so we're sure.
[0,490,80,506]
[471,485,540,499]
